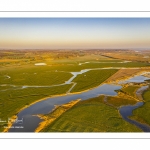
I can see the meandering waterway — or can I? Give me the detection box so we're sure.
[119,102,150,132]
[8,70,150,132]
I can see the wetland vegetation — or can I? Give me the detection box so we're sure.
[0,49,150,132]
[129,84,150,126]
[71,69,118,92]
[40,96,141,132]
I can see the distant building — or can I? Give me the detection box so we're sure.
[34,63,47,66]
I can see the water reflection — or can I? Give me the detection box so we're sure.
[8,73,150,132]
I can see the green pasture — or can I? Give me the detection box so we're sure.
[0,84,72,131]
[82,62,150,68]
[121,86,140,98]
[130,87,150,126]
[71,69,118,92]
[41,95,141,132]
[0,66,72,86]
[142,88,150,101]
[130,101,150,126]
[107,96,137,108]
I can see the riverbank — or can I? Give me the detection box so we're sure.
[3,81,119,132]
[37,83,147,132]
[106,68,150,84]
[5,68,150,132]
[127,85,150,128]
[118,84,150,132]
[2,92,74,132]
[39,95,141,132]
[35,99,80,132]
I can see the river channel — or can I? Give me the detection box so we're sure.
[8,72,150,132]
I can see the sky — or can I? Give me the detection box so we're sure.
[0,18,150,49]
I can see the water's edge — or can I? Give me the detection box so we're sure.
[119,102,150,132]
[8,73,150,132]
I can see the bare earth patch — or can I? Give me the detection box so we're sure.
[106,68,150,83]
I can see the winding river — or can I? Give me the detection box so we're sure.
[119,102,150,132]
[8,71,150,132]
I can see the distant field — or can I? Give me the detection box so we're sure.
[71,69,118,92]
[50,61,150,72]
[102,51,150,63]
[82,62,150,69]
[0,66,72,86]
[50,55,113,63]
[0,52,114,67]
[41,95,141,132]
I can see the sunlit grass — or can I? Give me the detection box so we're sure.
[41,95,141,132]
[107,96,137,108]
[121,86,139,98]
[71,69,118,92]
[130,87,150,126]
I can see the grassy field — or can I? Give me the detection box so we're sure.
[129,87,150,126]
[51,61,150,72]
[142,88,150,101]
[82,62,150,68]
[1,57,150,71]
[0,66,73,86]
[0,63,74,132]
[121,86,139,98]
[130,101,150,126]
[0,84,73,131]
[41,95,141,132]
[0,51,117,67]
[71,69,118,92]
[107,96,137,108]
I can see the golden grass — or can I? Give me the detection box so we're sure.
[35,99,80,132]
[0,59,20,62]
[117,91,139,101]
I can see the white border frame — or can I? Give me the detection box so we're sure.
[1,12,150,18]
[0,11,150,139]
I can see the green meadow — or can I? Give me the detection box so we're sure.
[0,84,73,131]
[41,95,141,132]
[0,66,72,86]
[71,69,118,92]
[120,86,140,98]
[107,96,137,108]
[82,61,150,69]
[130,86,150,126]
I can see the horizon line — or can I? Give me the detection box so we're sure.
[0,48,150,51]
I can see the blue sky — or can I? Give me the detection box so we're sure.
[0,18,150,49]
